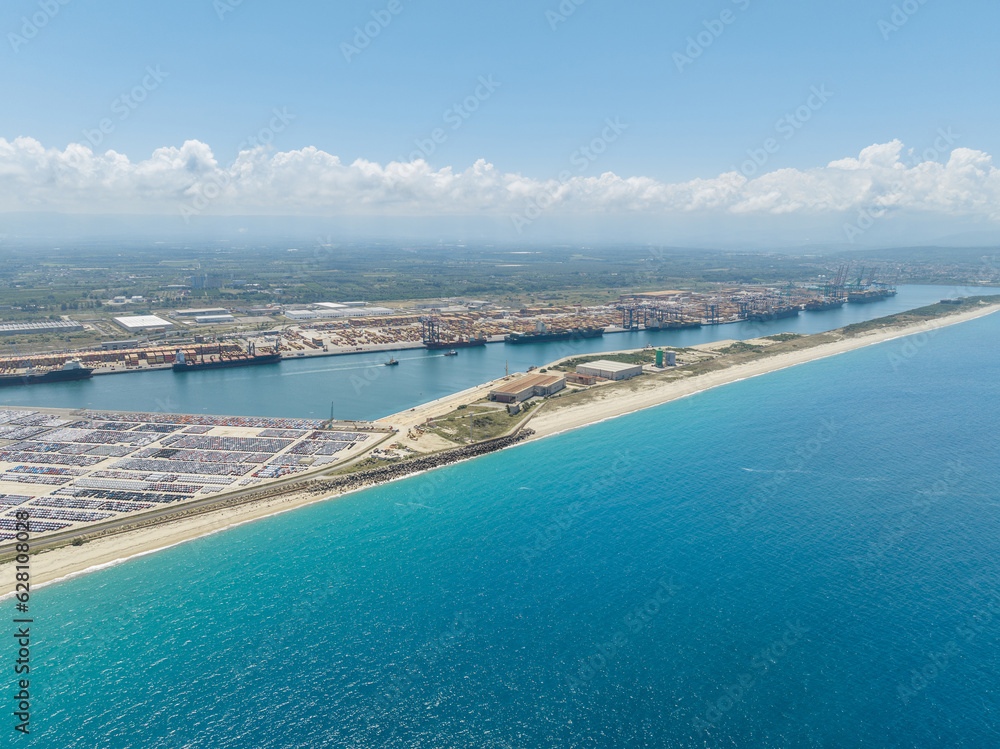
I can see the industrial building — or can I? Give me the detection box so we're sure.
[566,373,599,386]
[287,306,394,320]
[314,308,352,318]
[113,315,175,332]
[489,373,566,404]
[194,314,236,324]
[575,360,643,381]
[102,339,144,351]
[619,290,686,301]
[174,308,230,318]
[0,320,84,336]
[312,301,370,310]
[314,306,395,318]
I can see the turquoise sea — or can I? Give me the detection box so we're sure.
[4,306,1000,747]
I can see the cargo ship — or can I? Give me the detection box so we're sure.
[172,346,281,372]
[745,306,801,322]
[804,299,846,312]
[504,325,605,344]
[644,320,702,331]
[425,337,487,350]
[0,359,94,387]
[848,288,897,304]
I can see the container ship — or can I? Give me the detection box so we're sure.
[425,337,487,350]
[644,320,702,331]
[804,299,846,312]
[745,306,801,322]
[505,326,605,344]
[0,359,94,387]
[848,288,897,304]
[172,345,281,372]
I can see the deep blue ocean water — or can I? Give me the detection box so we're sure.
[4,309,1000,748]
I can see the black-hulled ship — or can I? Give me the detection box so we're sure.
[505,323,605,344]
[172,344,281,372]
[804,299,846,312]
[745,306,801,322]
[644,320,702,331]
[0,359,93,387]
[848,288,897,304]
[425,337,487,350]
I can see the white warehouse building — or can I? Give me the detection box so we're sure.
[114,315,175,332]
[316,306,395,318]
[287,306,394,322]
[174,307,229,318]
[575,360,643,381]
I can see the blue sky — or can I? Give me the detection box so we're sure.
[2,0,999,245]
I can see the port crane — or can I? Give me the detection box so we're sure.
[824,264,850,301]
[865,266,878,287]
[620,306,642,331]
[850,264,867,290]
[704,302,721,325]
[421,316,443,346]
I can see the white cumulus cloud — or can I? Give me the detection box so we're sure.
[0,136,998,223]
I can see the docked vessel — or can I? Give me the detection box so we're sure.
[745,306,801,322]
[804,299,846,312]
[848,288,897,304]
[172,345,281,372]
[0,359,94,387]
[425,337,486,350]
[504,325,605,344]
[644,320,702,331]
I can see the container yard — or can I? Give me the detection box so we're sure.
[0,407,391,543]
[0,269,897,381]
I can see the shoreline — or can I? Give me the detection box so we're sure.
[523,302,1000,442]
[2,301,997,596]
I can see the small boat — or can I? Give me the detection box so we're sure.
[384,357,399,366]
[443,350,458,357]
